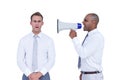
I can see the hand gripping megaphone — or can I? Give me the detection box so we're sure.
[57,19,82,33]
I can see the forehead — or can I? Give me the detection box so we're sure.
[32,15,42,20]
[85,14,91,19]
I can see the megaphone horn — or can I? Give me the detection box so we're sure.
[57,19,82,33]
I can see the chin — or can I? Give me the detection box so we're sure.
[35,28,40,31]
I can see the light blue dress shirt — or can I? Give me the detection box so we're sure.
[72,29,104,71]
[17,32,55,76]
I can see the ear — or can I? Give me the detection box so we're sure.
[92,20,96,24]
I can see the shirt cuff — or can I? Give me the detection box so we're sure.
[72,37,81,45]
[24,68,32,77]
[40,68,47,75]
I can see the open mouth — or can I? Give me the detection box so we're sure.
[35,27,39,28]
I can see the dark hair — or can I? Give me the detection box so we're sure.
[30,12,43,21]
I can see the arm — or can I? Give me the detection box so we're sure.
[40,39,56,75]
[17,39,32,76]
[72,34,103,58]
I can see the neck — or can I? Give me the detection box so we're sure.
[88,27,97,32]
[32,30,41,35]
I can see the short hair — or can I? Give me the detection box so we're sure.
[89,13,99,24]
[30,12,43,21]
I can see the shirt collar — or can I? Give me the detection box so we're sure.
[31,32,42,38]
[88,29,98,36]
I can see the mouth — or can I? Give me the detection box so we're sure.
[35,27,39,28]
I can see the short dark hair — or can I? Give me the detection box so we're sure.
[30,12,43,21]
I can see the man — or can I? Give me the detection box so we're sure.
[17,12,55,80]
[69,13,104,80]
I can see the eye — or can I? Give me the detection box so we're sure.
[38,20,41,22]
[84,19,89,22]
[33,20,37,23]
[33,20,41,23]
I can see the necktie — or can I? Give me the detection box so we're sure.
[78,34,88,69]
[82,34,88,45]
[32,35,38,71]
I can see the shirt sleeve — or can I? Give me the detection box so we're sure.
[72,37,82,56]
[40,39,56,75]
[17,39,32,76]
[72,35,103,59]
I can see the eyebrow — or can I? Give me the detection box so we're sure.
[32,20,42,22]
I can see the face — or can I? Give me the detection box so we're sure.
[30,15,44,34]
[82,14,93,32]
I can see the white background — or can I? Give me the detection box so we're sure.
[0,0,119,80]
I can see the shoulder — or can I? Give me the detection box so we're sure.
[19,33,32,42]
[94,31,104,43]
[40,33,54,46]
[96,31,104,39]
[89,29,104,42]
[41,33,53,41]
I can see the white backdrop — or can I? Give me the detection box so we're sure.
[0,0,120,80]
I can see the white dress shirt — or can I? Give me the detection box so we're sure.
[17,32,55,76]
[72,29,104,71]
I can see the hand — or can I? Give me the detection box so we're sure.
[69,29,77,39]
[36,72,43,79]
[28,73,37,80]
[29,72,42,80]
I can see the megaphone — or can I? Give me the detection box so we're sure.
[57,19,82,33]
